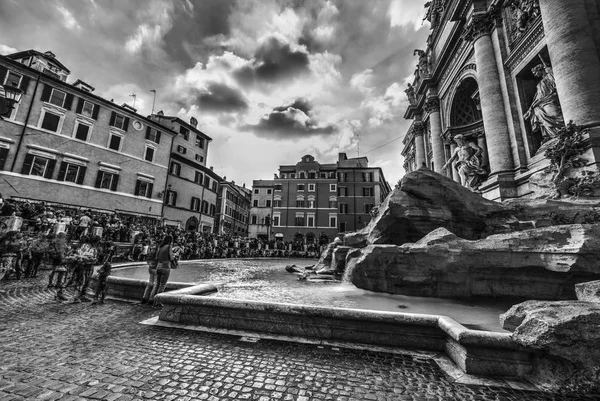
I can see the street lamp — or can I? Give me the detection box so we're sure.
[0,83,24,119]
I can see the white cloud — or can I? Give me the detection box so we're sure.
[388,0,426,31]
[350,69,375,94]
[126,24,164,54]
[124,2,174,54]
[0,44,17,55]
[56,4,81,30]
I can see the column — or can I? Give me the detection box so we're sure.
[464,12,513,175]
[425,97,445,174]
[414,125,426,168]
[539,0,600,126]
[477,134,489,167]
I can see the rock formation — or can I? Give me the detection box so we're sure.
[345,225,600,299]
[500,299,600,393]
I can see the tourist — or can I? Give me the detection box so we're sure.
[69,236,99,303]
[149,234,175,307]
[92,261,112,305]
[141,241,159,305]
[48,233,69,301]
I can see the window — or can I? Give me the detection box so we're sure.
[308,184,315,192]
[308,200,315,209]
[108,133,123,151]
[202,200,209,214]
[296,199,305,208]
[166,190,177,206]
[266,189,272,195]
[190,197,201,211]
[290,173,296,179]
[308,172,316,179]
[307,215,315,227]
[253,199,259,207]
[195,154,204,163]
[212,181,217,192]
[363,187,374,197]
[339,203,348,214]
[57,162,86,184]
[365,204,374,214]
[177,145,187,154]
[134,179,153,198]
[251,215,257,224]
[146,127,161,144]
[195,171,203,184]
[297,184,305,191]
[274,184,282,191]
[299,171,306,178]
[180,126,189,140]
[280,174,286,179]
[330,184,337,192]
[204,175,210,187]
[195,135,205,149]
[95,171,119,191]
[40,110,62,132]
[329,200,337,208]
[329,215,337,228]
[21,154,55,178]
[170,161,181,176]
[274,199,282,207]
[340,222,347,232]
[338,172,347,182]
[144,146,155,162]
[49,88,67,108]
[363,172,373,182]
[5,71,22,87]
[273,215,280,226]
[265,200,271,207]
[80,100,95,117]
[74,122,91,141]
[109,112,129,131]
[338,187,348,196]
[254,189,259,194]
[209,204,216,216]
[295,216,305,226]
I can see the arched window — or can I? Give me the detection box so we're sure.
[450,78,481,127]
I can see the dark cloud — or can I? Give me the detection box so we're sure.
[194,82,248,112]
[233,37,310,86]
[242,99,336,139]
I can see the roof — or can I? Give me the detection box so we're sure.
[6,49,71,73]
[161,115,212,141]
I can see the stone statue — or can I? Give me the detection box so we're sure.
[442,134,488,189]
[509,0,540,35]
[414,49,430,76]
[424,0,443,29]
[523,62,565,142]
[404,84,416,106]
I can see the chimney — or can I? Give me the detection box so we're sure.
[243,183,246,188]
[210,166,213,170]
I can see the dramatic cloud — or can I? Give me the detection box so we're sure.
[56,4,81,31]
[243,98,336,139]
[194,82,248,112]
[233,37,310,86]
[0,44,17,55]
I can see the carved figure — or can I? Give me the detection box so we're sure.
[442,134,488,189]
[510,0,540,35]
[523,62,565,142]
[404,84,416,105]
[424,0,443,29]
[414,49,430,76]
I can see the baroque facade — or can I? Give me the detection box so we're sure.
[402,0,600,200]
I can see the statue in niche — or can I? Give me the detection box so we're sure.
[523,60,565,143]
[404,84,417,106]
[414,49,430,76]
[509,0,540,37]
[442,134,488,190]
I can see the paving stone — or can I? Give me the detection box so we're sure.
[0,274,598,401]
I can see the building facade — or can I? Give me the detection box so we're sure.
[148,114,218,232]
[401,0,600,200]
[248,154,392,243]
[215,180,251,236]
[0,50,175,220]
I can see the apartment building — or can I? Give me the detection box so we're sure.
[148,114,218,232]
[0,50,176,221]
[248,179,275,240]
[215,180,251,236]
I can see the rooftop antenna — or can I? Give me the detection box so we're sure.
[129,93,137,108]
[150,89,157,115]
[357,131,360,157]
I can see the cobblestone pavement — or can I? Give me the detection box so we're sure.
[1,274,598,401]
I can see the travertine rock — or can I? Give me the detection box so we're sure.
[314,237,343,274]
[575,280,600,303]
[346,225,600,299]
[362,168,600,246]
[500,300,600,393]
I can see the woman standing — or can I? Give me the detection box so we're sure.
[149,235,174,307]
[141,239,158,305]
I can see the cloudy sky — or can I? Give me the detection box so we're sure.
[0,0,430,187]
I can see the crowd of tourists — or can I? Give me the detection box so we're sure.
[0,197,326,304]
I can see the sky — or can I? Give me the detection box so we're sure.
[0,0,431,188]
